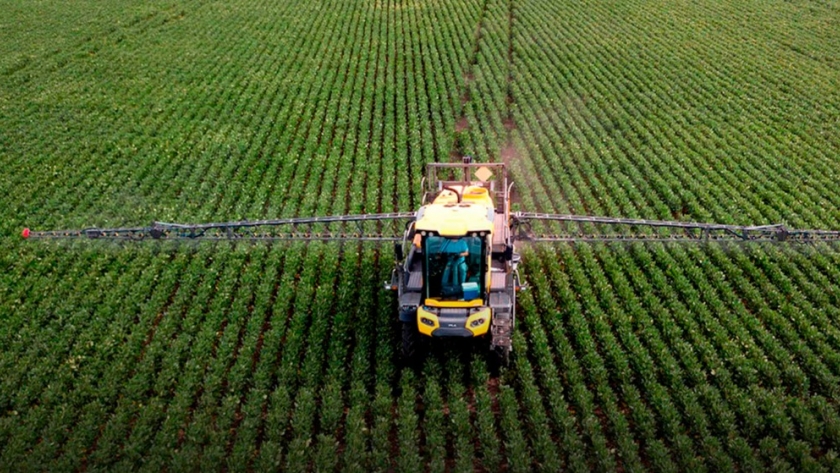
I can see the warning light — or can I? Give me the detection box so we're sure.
[22,228,30,239]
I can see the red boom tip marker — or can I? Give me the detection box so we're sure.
[22,228,30,239]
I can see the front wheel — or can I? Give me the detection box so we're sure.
[401,321,424,365]
[489,344,510,373]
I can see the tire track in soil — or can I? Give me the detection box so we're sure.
[500,0,519,169]
[439,2,520,466]
[500,0,524,212]
[449,0,489,163]
[448,0,522,210]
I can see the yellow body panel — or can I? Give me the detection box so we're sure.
[466,308,492,336]
[417,306,439,336]
[424,298,484,308]
[416,306,492,337]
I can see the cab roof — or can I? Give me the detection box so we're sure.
[415,202,495,236]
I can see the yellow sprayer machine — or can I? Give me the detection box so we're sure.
[22,158,840,365]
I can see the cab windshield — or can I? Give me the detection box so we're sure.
[423,235,484,300]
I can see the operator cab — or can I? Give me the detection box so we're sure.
[422,234,486,302]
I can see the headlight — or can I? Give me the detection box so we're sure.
[470,318,486,328]
[420,318,435,326]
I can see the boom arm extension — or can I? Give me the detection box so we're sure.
[512,212,840,243]
[22,212,417,241]
[23,211,840,243]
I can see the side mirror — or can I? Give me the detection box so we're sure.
[394,242,404,262]
[384,269,399,292]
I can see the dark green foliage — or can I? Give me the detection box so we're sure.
[1,0,839,470]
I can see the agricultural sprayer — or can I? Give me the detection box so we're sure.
[23,158,840,364]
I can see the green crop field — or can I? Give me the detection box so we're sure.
[2,0,840,470]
